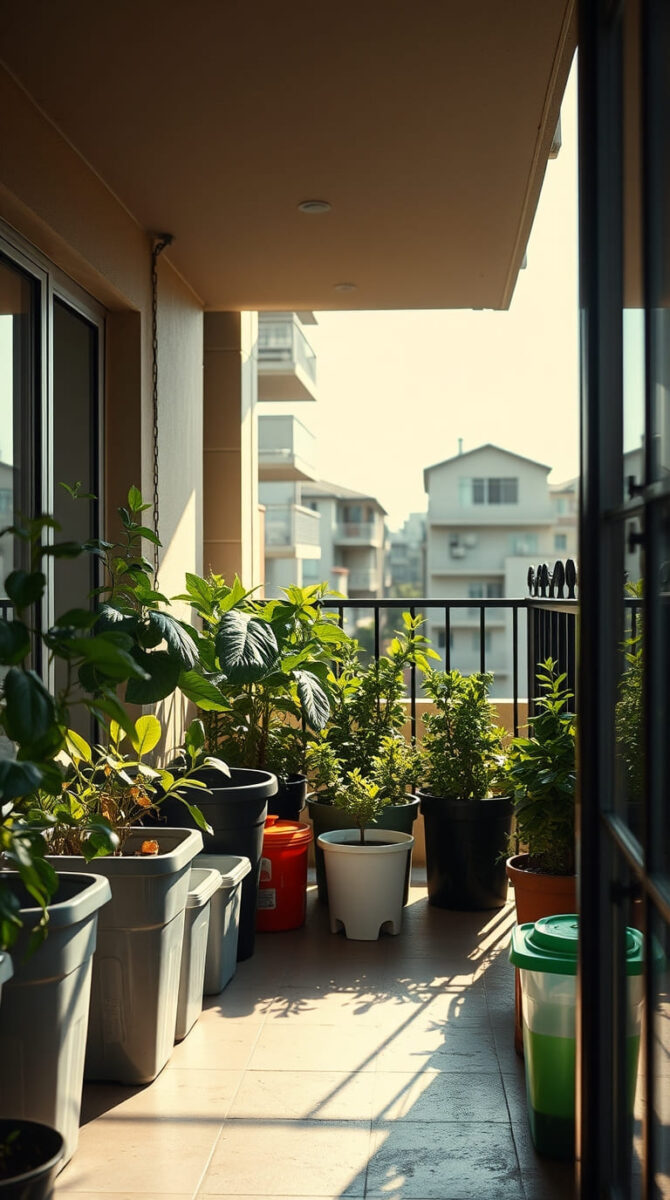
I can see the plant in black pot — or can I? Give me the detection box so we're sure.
[306,614,433,901]
[317,767,415,941]
[418,668,511,911]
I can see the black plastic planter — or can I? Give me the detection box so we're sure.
[271,774,308,821]
[418,791,513,910]
[0,1120,64,1199]
[307,795,420,905]
[158,767,277,959]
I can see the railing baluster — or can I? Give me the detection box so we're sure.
[374,605,380,661]
[480,605,486,673]
[445,606,451,671]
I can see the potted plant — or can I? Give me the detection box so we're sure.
[504,658,577,1054]
[162,579,348,956]
[307,614,433,901]
[43,714,216,1085]
[418,669,512,910]
[615,580,643,838]
[0,1119,64,1199]
[317,768,415,941]
[175,576,348,815]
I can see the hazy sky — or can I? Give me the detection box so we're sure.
[280,60,581,531]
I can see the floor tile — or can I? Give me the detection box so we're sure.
[502,1069,577,1200]
[372,1070,509,1123]
[57,1116,221,1194]
[167,1019,261,1071]
[248,1022,381,1073]
[376,1022,497,1073]
[202,1119,371,1196]
[366,1120,524,1198]
[229,1069,376,1120]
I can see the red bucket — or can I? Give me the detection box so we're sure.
[256,816,313,932]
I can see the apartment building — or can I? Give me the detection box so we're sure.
[300,481,389,601]
[388,512,427,595]
[424,443,577,696]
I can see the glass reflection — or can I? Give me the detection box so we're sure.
[0,256,34,599]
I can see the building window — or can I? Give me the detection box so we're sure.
[554,533,568,551]
[555,496,569,515]
[509,533,539,555]
[459,477,518,505]
[437,630,454,650]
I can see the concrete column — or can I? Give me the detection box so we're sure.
[203,311,261,584]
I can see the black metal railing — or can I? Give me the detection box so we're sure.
[320,559,581,741]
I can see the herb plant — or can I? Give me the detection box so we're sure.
[420,670,506,800]
[332,768,387,844]
[503,659,576,876]
[615,581,643,807]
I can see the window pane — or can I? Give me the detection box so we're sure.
[52,298,99,635]
[488,478,501,503]
[0,255,37,600]
[472,478,485,504]
[458,478,472,506]
[502,478,519,503]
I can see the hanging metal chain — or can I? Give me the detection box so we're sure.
[150,232,173,582]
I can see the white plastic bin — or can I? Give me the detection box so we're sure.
[0,951,12,1004]
[175,866,222,1041]
[196,854,251,994]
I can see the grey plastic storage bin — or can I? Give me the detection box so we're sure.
[0,871,111,1165]
[49,827,203,1084]
[175,866,222,1041]
[196,854,251,994]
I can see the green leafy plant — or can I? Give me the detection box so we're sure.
[369,735,421,805]
[503,659,576,876]
[420,670,506,800]
[174,578,349,781]
[615,581,643,807]
[43,714,221,858]
[332,768,387,844]
[314,612,437,788]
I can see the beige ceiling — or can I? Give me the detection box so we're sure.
[0,0,576,312]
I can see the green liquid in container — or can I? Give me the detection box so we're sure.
[523,1027,641,1159]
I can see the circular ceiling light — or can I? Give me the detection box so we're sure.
[333,282,357,292]
[297,199,332,214]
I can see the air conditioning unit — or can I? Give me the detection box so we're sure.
[451,545,466,559]
[463,534,478,548]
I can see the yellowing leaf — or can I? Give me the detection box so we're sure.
[130,714,162,757]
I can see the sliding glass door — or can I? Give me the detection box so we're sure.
[578,1,670,1195]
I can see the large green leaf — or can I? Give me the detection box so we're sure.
[148,612,198,667]
[71,633,148,682]
[3,668,55,747]
[215,610,278,683]
[178,670,228,712]
[0,759,45,800]
[130,714,162,756]
[125,650,181,704]
[295,669,331,730]
[0,619,30,665]
[4,570,46,610]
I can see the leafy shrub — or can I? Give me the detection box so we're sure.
[420,670,506,800]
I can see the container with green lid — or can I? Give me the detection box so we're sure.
[510,914,644,1159]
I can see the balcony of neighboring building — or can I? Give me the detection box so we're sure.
[334,517,386,548]
[257,313,318,402]
[258,414,317,483]
[264,503,321,558]
[347,567,383,595]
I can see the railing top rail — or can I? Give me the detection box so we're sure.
[319,597,528,610]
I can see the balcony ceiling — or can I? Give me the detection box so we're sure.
[0,0,575,311]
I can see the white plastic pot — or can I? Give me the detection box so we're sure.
[317,829,414,941]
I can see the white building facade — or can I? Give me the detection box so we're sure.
[424,444,578,697]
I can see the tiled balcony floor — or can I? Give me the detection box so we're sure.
[56,880,577,1200]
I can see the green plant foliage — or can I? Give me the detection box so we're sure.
[503,659,576,876]
[420,669,506,801]
[306,613,436,807]
[332,768,387,843]
[615,581,643,807]
[175,578,350,783]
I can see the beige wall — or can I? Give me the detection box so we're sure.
[0,64,206,750]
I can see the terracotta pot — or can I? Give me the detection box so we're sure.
[506,854,578,1056]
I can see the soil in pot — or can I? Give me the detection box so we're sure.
[0,1119,64,1200]
[419,792,513,910]
[158,766,277,960]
